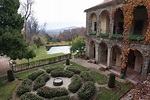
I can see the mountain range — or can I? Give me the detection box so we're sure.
[46,26,78,35]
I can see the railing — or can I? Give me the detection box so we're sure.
[12,53,71,72]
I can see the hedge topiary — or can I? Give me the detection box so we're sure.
[33,73,50,90]
[20,92,43,100]
[37,86,69,99]
[50,96,70,100]
[108,73,115,88]
[7,69,15,81]
[80,71,94,82]
[66,59,70,65]
[68,74,82,93]
[51,69,74,78]
[46,67,64,73]
[66,66,81,74]
[77,81,96,100]
[28,70,44,81]
[17,79,32,96]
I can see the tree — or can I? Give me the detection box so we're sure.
[19,0,34,41]
[24,46,36,64]
[0,0,27,60]
[70,36,85,55]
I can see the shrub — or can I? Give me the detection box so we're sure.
[20,92,43,100]
[50,96,70,100]
[99,33,109,37]
[108,73,115,88]
[127,34,145,41]
[110,34,123,39]
[68,75,82,93]
[77,81,96,100]
[17,79,32,96]
[66,59,70,65]
[46,67,64,73]
[37,86,69,99]
[80,71,94,82]
[51,69,74,78]
[66,66,81,74]
[89,32,96,35]
[28,70,44,81]
[33,73,50,90]
[7,69,15,81]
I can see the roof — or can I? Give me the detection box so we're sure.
[84,0,124,12]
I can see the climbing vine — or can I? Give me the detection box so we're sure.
[120,0,150,74]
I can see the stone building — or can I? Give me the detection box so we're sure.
[84,0,150,81]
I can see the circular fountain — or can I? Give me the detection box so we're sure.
[53,78,63,86]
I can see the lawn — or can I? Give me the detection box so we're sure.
[96,81,132,100]
[0,77,20,100]
[15,69,38,80]
[43,62,65,70]
[16,46,64,64]
[0,69,39,100]
[90,70,107,85]
[71,62,88,71]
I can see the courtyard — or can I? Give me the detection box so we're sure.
[0,58,132,100]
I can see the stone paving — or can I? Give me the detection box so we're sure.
[0,56,10,77]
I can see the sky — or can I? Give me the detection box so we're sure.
[19,0,104,29]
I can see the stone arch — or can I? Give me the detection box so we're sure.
[89,13,97,33]
[99,10,110,34]
[111,45,122,67]
[113,8,124,34]
[89,41,95,59]
[127,50,143,73]
[131,6,148,35]
[98,42,108,65]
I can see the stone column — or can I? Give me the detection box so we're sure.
[107,47,112,68]
[141,57,149,80]
[95,42,99,63]
[85,39,90,58]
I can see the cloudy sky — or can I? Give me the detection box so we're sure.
[19,0,104,29]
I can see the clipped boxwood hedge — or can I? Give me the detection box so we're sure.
[50,96,70,100]
[20,92,43,100]
[66,66,81,74]
[80,71,94,82]
[37,86,69,99]
[77,81,96,100]
[51,69,74,78]
[33,73,50,90]
[46,67,64,73]
[68,74,82,93]
[17,79,32,96]
[28,70,44,81]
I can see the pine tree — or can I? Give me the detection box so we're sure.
[0,0,27,60]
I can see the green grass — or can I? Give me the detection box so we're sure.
[90,70,107,85]
[71,62,88,71]
[15,69,38,80]
[43,62,65,70]
[96,81,132,100]
[16,46,64,64]
[0,77,20,100]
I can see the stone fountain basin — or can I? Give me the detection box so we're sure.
[53,78,63,86]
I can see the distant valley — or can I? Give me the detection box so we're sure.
[46,26,78,35]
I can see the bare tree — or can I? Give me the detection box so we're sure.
[20,0,34,42]
[20,0,34,21]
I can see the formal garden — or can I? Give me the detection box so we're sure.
[0,59,132,100]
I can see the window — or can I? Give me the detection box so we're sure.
[134,20,143,35]
[94,22,97,32]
